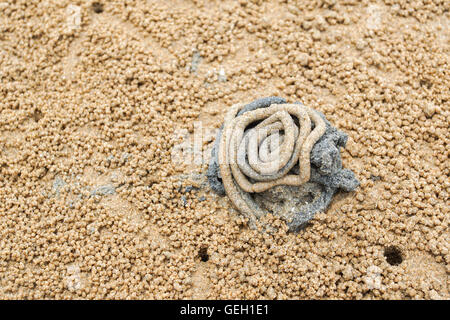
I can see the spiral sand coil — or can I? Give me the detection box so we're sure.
[208,97,359,231]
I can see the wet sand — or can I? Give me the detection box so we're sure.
[0,0,448,299]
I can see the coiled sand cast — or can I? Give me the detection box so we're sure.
[208,97,359,232]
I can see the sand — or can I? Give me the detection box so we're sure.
[0,0,448,299]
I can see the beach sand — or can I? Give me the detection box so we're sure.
[0,0,448,299]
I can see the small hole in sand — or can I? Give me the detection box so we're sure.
[32,109,43,122]
[92,2,104,14]
[198,246,209,262]
[384,246,403,265]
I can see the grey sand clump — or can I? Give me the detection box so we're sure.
[207,97,359,231]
